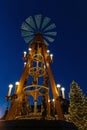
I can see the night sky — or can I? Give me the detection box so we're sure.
[0,0,87,117]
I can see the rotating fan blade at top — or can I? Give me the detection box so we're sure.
[21,30,34,37]
[21,14,57,45]
[44,32,57,36]
[24,36,34,43]
[44,36,55,43]
[41,17,51,30]
[43,23,56,32]
[25,16,36,30]
[35,14,42,30]
[21,22,34,32]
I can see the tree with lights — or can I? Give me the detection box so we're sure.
[68,81,87,130]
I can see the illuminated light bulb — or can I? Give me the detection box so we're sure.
[15,82,19,86]
[9,84,13,88]
[61,87,65,91]
[57,84,61,88]
[47,50,50,54]
[48,99,50,103]
[8,84,13,96]
[52,99,55,108]
[61,87,65,99]
[28,48,32,51]
[24,51,27,57]
[50,54,53,60]
[46,63,49,67]
[52,99,55,102]
[44,65,46,68]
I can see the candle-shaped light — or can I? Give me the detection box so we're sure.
[52,98,55,102]
[61,87,65,99]
[52,98,55,107]
[52,98,55,115]
[48,99,50,103]
[50,54,53,60]
[8,84,13,96]
[57,84,61,95]
[15,81,19,93]
[28,48,32,51]
[15,81,19,86]
[23,51,27,57]
[46,63,49,67]
[24,62,26,67]
[44,65,46,69]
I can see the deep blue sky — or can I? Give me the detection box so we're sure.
[0,0,87,117]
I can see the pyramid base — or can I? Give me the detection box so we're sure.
[0,119,78,130]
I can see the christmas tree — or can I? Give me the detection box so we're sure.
[68,81,87,130]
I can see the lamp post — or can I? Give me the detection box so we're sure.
[8,84,13,96]
[61,87,65,99]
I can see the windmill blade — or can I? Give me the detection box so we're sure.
[21,22,34,32]
[44,36,55,43]
[21,14,57,44]
[35,14,42,29]
[44,31,57,36]
[43,39,49,46]
[24,36,34,43]
[21,30,34,37]
[41,17,51,29]
[25,16,36,30]
[43,23,56,32]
